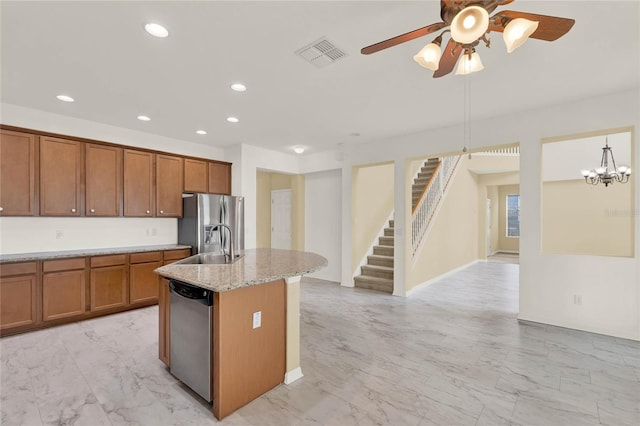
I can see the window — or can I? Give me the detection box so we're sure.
[507,194,520,237]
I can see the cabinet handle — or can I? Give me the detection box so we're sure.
[90,208,95,213]
[160,210,164,214]
[71,208,77,213]
[146,210,151,214]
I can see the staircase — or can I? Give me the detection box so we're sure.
[412,158,440,210]
[353,159,442,294]
[354,219,395,293]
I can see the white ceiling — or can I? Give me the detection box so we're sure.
[1,1,638,155]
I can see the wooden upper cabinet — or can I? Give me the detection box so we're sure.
[0,130,38,216]
[156,154,183,217]
[85,144,122,216]
[40,136,83,216]
[123,149,154,217]
[209,162,231,195]
[184,158,208,193]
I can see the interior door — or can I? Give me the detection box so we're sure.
[271,190,292,249]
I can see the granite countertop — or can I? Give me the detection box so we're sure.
[0,244,192,263]
[155,248,328,292]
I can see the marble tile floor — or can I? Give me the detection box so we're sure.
[1,262,638,425]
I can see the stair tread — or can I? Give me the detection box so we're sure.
[368,254,394,260]
[354,275,393,284]
[362,264,393,271]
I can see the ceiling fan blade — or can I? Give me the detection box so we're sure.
[433,38,462,78]
[489,10,575,41]
[361,22,447,55]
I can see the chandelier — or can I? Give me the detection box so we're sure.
[581,138,632,187]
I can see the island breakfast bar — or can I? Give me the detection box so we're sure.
[155,248,327,420]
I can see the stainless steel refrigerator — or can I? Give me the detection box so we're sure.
[178,193,244,259]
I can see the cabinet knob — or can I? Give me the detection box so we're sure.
[160,210,164,214]
[0,207,3,212]
[71,208,77,213]
[146,210,151,214]
[90,208,95,213]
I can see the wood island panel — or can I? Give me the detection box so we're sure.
[213,279,286,420]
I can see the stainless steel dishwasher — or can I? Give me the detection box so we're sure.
[169,280,213,402]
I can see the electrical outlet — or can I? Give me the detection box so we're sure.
[55,230,63,239]
[573,294,582,305]
[253,311,262,329]
[151,228,157,236]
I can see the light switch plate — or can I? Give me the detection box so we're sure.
[253,311,262,329]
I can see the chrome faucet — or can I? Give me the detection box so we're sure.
[209,224,234,262]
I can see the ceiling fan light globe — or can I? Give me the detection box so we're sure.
[503,18,539,53]
[455,51,484,75]
[413,43,441,71]
[451,6,489,44]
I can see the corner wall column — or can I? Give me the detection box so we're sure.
[284,275,303,384]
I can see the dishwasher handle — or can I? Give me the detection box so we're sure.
[169,280,213,306]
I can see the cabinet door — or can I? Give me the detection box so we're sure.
[0,130,38,216]
[159,277,170,366]
[40,136,82,216]
[156,154,183,217]
[42,270,86,321]
[124,149,154,216]
[184,158,208,193]
[129,261,161,304]
[0,274,37,330]
[208,162,231,195]
[86,144,122,216]
[90,265,127,311]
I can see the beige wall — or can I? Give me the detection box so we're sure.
[542,179,633,257]
[255,171,305,250]
[351,162,395,275]
[486,186,500,254]
[498,184,521,252]
[408,156,479,289]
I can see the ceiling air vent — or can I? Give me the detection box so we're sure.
[295,38,347,68]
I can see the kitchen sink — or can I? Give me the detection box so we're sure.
[175,253,242,265]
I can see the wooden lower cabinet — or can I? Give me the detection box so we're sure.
[130,252,162,304]
[91,266,127,311]
[0,262,38,330]
[42,269,86,322]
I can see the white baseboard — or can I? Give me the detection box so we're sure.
[284,367,304,384]
[493,250,519,254]
[406,259,481,297]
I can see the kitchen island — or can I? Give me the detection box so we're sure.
[155,248,327,420]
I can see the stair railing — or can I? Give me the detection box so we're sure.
[411,155,461,255]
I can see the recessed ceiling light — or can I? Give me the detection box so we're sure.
[226,116,239,123]
[144,23,169,38]
[137,115,151,121]
[196,130,207,135]
[56,95,74,102]
[230,83,246,92]
[293,146,305,154]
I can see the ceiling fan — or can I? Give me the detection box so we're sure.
[361,0,575,77]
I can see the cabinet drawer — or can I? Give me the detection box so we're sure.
[91,254,127,268]
[43,258,85,272]
[0,262,37,277]
[163,249,192,261]
[130,251,162,264]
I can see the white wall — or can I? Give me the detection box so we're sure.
[340,88,640,340]
[0,217,176,254]
[0,103,225,254]
[304,169,342,282]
